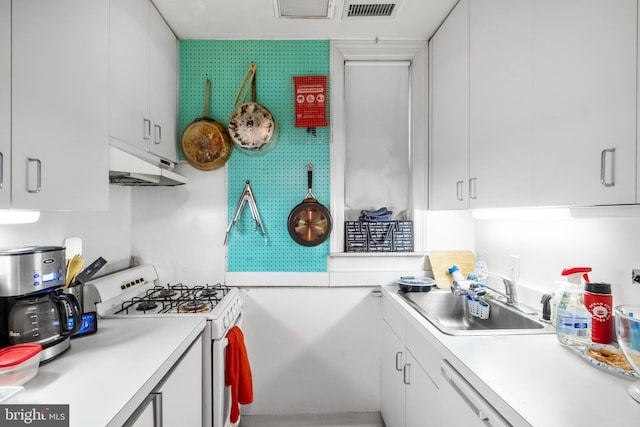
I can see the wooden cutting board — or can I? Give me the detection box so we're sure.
[427,250,476,289]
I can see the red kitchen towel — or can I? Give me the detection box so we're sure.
[225,325,253,424]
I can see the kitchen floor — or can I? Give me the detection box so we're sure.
[240,412,385,427]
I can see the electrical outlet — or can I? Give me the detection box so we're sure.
[508,255,520,281]
[632,269,640,284]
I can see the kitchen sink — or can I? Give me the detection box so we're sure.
[399,289,555,336]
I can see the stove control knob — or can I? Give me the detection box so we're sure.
[223,315,230,328]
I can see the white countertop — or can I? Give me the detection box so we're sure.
[383,286,640,427]
[8,317,207,427]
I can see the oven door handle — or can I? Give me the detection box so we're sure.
[212,310,244,427]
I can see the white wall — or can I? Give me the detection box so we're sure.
[130,163,228,284]
[0,186,132,274]
[475,207,640,309]
[240,287,381,415]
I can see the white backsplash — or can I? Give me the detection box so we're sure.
[0,186,132,276]
[131,163,228,285]
[475,207,640,309]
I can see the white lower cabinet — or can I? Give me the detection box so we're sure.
[125,335,203,426]
[381,298,442,427]
[381,293,511,427]
[381,320,407,427]
[439,360,509,427]
[405,351,439,427]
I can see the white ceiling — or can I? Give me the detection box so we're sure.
[151,0,458,41]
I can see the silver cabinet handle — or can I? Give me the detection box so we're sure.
[469,178,477,199]
[154,124,162,144]
[403,363,411,385]
[27,157,42,193]
[600,148,615,187]
[395,351,403,371]
[0,151,3,189]
[441,360,509,427]
[143,118,151,140]
[456,180,464,201]
[151,391,163,427]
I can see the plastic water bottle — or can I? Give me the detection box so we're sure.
[475,259,488,282]
[556,282,591,346]
[555,267,592,346]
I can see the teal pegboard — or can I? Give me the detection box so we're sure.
[179,40,331,272]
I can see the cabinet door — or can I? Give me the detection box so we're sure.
[429,0,470,210]
[159,337,203,426]
[469,0,534,209]
[11,0,109,210]
[0,0,9,208]
[110,0,151,152]
[149,5,178,162]
[439,360,509,427]
[405,352,440,427]
[380,320,406,427]
[532,0,637,206]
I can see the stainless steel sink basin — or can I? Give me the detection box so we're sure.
[399,289,555,336]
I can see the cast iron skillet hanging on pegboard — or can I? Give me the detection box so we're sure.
[287,164,333,246]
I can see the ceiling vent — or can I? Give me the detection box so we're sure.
[342,0,401,19]
[274,0,335,19]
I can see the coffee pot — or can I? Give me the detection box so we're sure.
[8,291,81,358]
[0,246,81,362]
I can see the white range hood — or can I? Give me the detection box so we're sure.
[109,145,188,186]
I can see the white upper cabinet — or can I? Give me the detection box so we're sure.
[11,0,109,211]
[0,0,10,208]
[429,0,470,210]
[110,0,178,163]
[469,0,535,209]
[532,0,637,206]
[149,8,178,161]
[430,0,638,210]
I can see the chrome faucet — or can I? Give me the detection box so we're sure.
[482,271,518,304]
[481,271,538,315]
[450,281,487,300]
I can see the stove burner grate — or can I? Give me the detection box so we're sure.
[178,300,211,313]
[136,300,158,311]
[113,282,228,315]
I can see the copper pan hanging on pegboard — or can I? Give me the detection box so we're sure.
[181,77,233,170]
[287,163,333,247]
[228,63,278,156]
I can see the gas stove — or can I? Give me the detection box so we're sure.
[83,264,244,427]
[83,264,243,337]
[112,282,230,315]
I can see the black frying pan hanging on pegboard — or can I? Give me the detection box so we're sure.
[287,164,333,247]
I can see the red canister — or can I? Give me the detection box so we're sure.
[584,282,613,344]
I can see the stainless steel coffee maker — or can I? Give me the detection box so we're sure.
[0,246,81,362]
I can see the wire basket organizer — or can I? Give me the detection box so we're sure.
[344,220,413,253]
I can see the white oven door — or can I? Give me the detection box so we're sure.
[212,313,243,427]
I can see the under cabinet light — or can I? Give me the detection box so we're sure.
[471,207,571,221]
[0,210,41,224]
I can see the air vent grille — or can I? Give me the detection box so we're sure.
[346,3,396,17]
[341,1,401,19]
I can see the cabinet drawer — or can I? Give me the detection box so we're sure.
[382,295,406,341]
[406,318,442,383]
